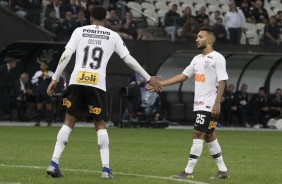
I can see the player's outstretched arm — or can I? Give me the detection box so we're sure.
[47,48,73,96]
[146,74,187,91]
[122,54,162,92]
[161,74,188,87]
[212,80,226,116]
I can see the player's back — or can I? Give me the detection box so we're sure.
[66,25,129,91]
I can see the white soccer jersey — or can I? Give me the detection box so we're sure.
[182,51,228,112]
[65,25,130,91]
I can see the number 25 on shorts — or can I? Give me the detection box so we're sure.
[196,114,206,124]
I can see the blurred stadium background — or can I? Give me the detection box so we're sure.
[0,0,282,184]
[0,0,281,125]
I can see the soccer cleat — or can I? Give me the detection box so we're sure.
[171,171,194,179]
[210,170,230,180]
[47,161,63,178]
[101,167,113,179]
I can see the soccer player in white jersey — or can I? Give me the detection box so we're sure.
[147,26,230,179]
[46,5,162,179]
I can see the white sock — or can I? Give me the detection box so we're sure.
[51,125,72,164]
[97,129,109,168]
[207,139,228,172]
[184,139,203,174]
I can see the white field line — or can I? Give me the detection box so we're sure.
[0,164,208,184]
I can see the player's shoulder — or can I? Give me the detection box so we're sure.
[209,50,223,57]
[193,54,202,60]
[210,51,225,61]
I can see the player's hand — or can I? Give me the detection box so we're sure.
[146,84,155,91]
[47,80,57,96]
[212,103,220,117]
[148,76,162,92]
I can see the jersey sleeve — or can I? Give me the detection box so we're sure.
[114,33,130,59]
[182,59,195,78]
[216,54,229,81]
[65,28,80,52]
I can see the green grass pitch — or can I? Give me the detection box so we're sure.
[0,126,281,184]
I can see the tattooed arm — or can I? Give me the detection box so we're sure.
[212,80,226,116]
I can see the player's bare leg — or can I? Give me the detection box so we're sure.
[47,113,76,177]
[173,130,205,179]
[205,133,230,179]
[94,120,113,179]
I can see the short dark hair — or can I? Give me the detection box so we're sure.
[216,17,223,22]
[4,57,20,63]
[259,87,265,92]
[91,5,107,20]
[199,26,217,36]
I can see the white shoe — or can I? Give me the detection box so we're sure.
[101,167,113,179]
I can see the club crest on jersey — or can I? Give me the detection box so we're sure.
[89,106,101,115]
[77,71,98,85]
[204,61,210,69]
[62,98,71,108]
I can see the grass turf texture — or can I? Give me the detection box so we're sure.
[0,126,281,184]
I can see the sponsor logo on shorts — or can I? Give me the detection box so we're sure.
[62,98,71,108]
[89,106,101,115]
[77,71,98,85]
[208,121,217,129]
